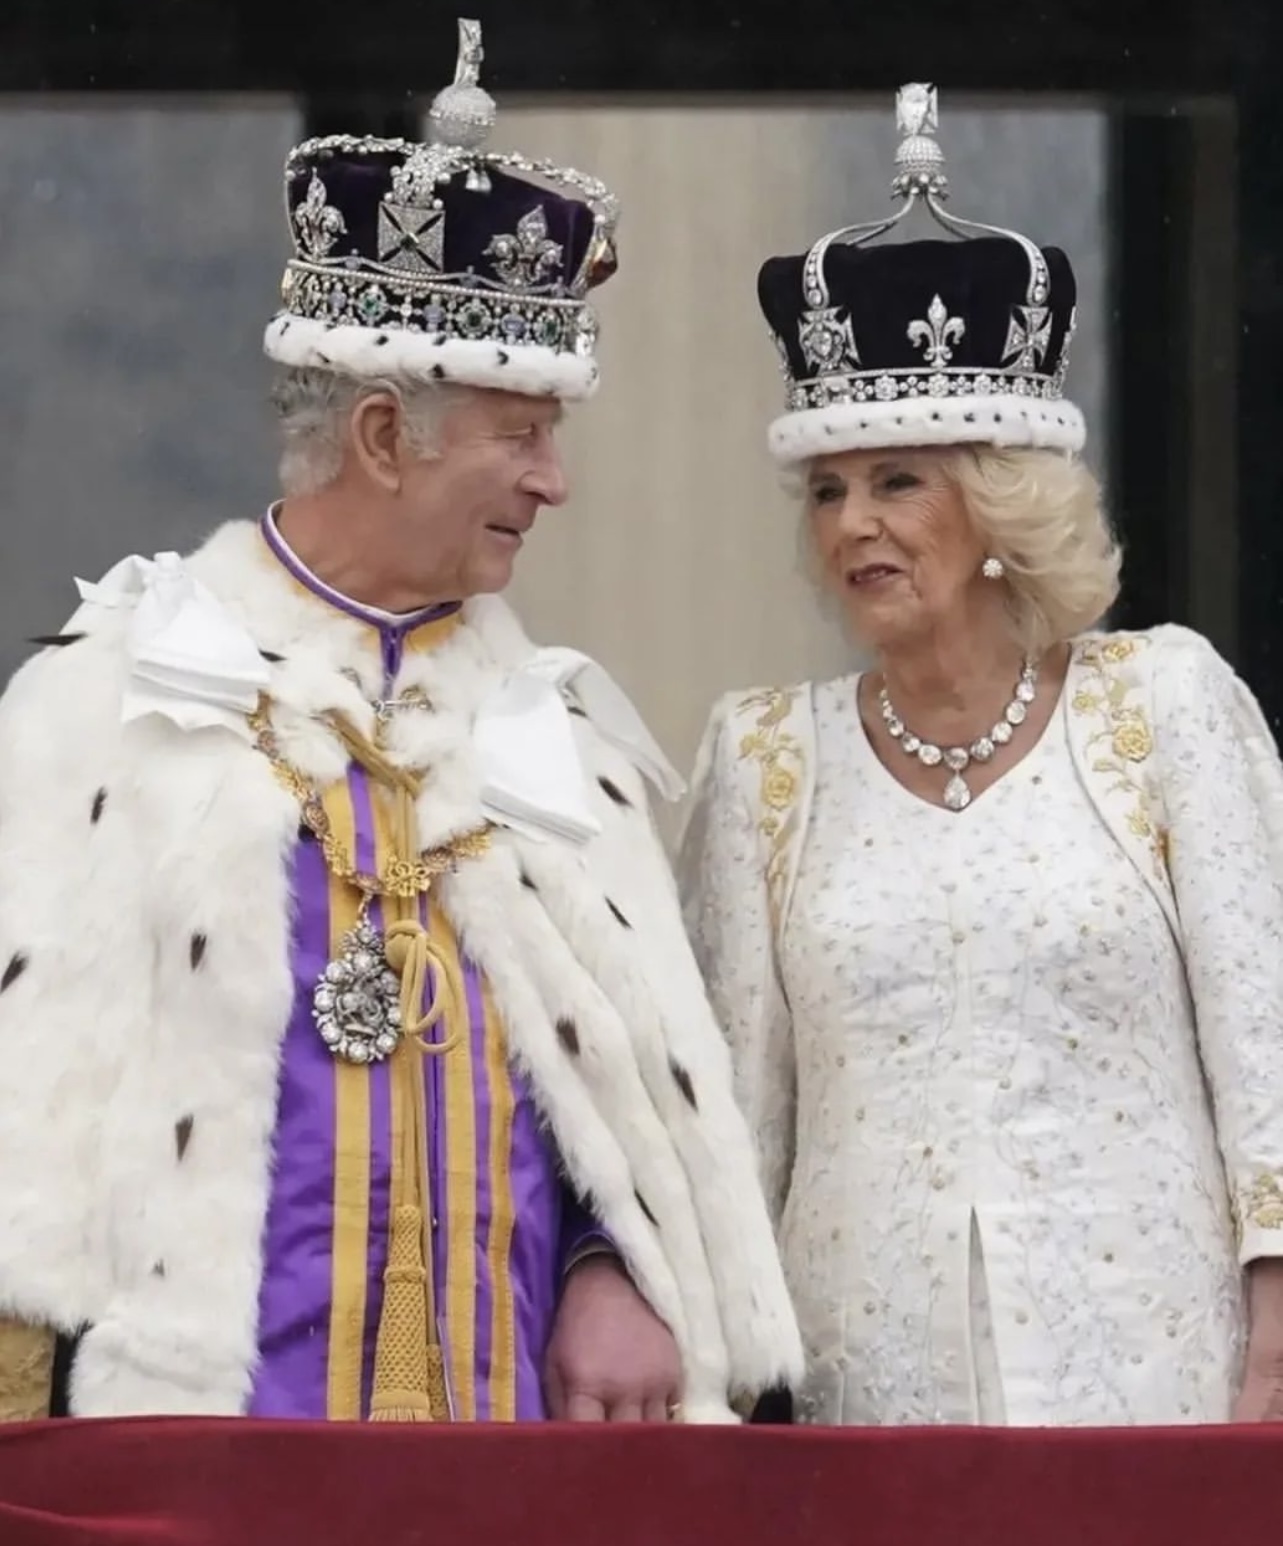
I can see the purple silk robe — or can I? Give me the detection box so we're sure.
[247,511,604,1421]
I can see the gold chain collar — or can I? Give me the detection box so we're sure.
[248,697,491,900]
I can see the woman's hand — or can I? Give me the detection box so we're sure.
[1234,1260,1283,1422]
[1233,1358,1283,1422]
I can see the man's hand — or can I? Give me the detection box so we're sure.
[544,1255,683,1422]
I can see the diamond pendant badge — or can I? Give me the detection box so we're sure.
[312,918,403,1064]
[943,773,972,811]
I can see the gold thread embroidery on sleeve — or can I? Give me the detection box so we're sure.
[1236,1174,1283,1237]
[0,1319,54,1422]
[734,687,804,932]
[1071,637,1170,878]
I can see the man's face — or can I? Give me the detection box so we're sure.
[395,388,569,599]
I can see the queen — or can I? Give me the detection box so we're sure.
[680,83,1283,1427]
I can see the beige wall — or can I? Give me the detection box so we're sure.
[494,105,855,813]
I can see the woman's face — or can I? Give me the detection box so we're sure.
[806,447,989,653]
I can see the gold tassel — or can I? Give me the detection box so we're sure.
[369,1204,441,1422]
[353,750,460,1425]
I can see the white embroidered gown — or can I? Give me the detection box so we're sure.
[776,674,1244,1425]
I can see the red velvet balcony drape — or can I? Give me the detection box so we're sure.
[0,1419,1280,1545]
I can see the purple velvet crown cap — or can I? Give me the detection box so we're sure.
[264,17,619,402]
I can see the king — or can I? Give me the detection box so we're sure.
[0,19,801,1426]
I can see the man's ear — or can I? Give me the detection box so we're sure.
[349,391,404,492]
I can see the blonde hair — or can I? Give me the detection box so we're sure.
[949,446,1121,654]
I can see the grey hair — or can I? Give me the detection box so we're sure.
[270,367,470,496]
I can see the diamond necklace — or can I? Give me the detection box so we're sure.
[878,658,1039,812]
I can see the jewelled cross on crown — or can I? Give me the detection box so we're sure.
[891,83,947,200]
[427,16,499,192]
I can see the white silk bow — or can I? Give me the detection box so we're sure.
[72,552,270,738]
[474,647,685,846]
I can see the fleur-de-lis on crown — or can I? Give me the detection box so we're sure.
[484,206,564,291]
[907,294,965,368]
[293,172,347,260]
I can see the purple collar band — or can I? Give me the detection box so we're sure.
[259,507,463,634]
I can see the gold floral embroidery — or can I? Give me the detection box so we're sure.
[762,767,797,810]
[735,687,805,931]
[1235,1173,1283,1237]
[1072,636,1169,879]
[1125,808,1152,840]
[1111,721,1153,763]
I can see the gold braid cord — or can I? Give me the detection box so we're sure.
[249,700,491,899]
[250,696,490,1421]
